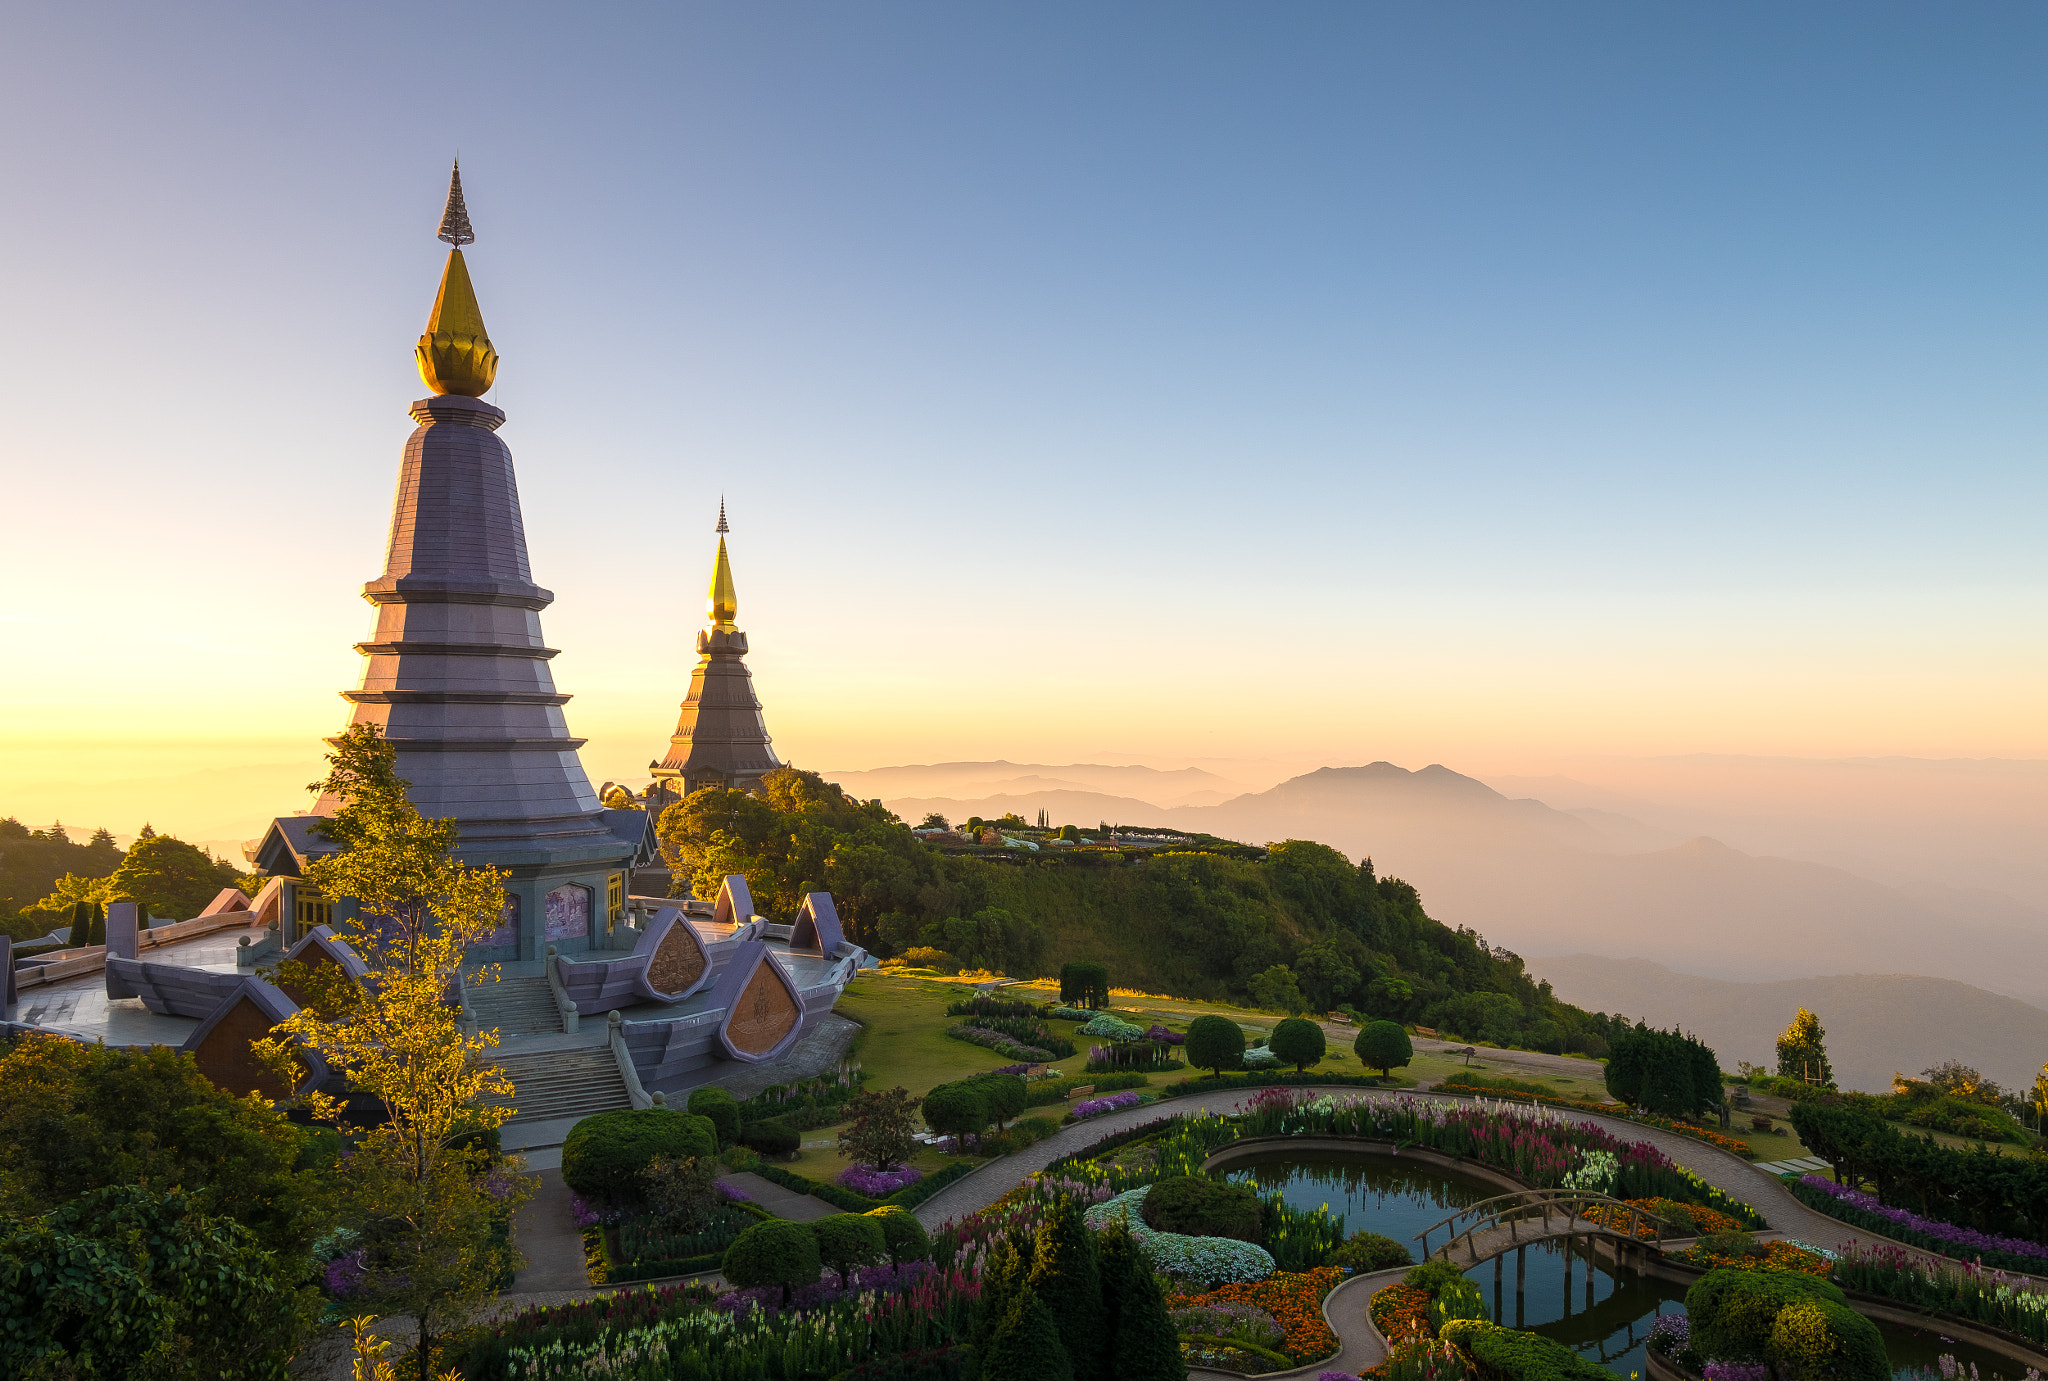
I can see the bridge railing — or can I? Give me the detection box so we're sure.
[1415,1188,1686,1262]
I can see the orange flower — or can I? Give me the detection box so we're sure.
[1169,1267,1343,1362]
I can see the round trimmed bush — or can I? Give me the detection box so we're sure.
[1354,1021,1413,1079]
[738,1117,800,1159]
[1687,1266,1849,1365]
[1769,1298,1887,1381]
[722,1218,823,1304]
[1329,1230,1411,1272]
[686,1086,742,1148]
[1139,1174,1262,1244]
[811,1212,887,1287]
[560,1108,717,1206]
[922,1082,991,1144]
[866,1205,930,1265]
[1184,1015,1246,1077]
[966,1072,1027,1128]
[1269,1018,1325,1071]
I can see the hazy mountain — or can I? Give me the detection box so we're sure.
[855,757,2048,1007]
[1161,764,2048,1007]
[832,760,1244,809]
[1534,955,2048,1096]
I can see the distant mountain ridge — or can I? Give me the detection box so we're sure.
[852,757,2048,1007]
[1533,955,2048,1095]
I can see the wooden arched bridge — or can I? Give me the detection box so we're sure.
[1415,1188,1683,1267]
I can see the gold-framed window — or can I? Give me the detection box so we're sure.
[606,873,624,925]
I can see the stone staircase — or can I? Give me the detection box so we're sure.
[485,1046,632,1125]
[465,975,561,1037]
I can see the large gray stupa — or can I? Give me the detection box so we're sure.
[252,165,651,958]
[647,503,782,798]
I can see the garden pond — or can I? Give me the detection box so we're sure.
[1225,1151,2027,1380]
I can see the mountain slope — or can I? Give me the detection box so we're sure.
[830,760,1243,809]
[1534,955,2048,1095]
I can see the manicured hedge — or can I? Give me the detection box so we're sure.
[561,1108,718,1205]
[731,1156,981,1215]
[1440,1320,1617,1381]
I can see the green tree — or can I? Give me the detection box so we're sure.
[1185,1014,1246,1077]
[1355,1021,1413,1080]
[1096,1220,1182,1381]
[967,1072,1027,1130]
[0,1036,328,1269]
[1294,939,1361,1011]
[260,723,530,1379]
[1776,1007,1835,1087]
[811,1212,887,1288]
[722,1219,823,1305]
[1607,1025,1720,1117]
[1269,1016,1326,1072]
[981,1286,1074,1381]
[919,813,950,830]
[1030,1197,1106,1381]
[921,1081,990,1147]
[1060,960,1111,1009]
[108,833,245,919]
[0,1185,310,1380]
[866,1205,930,1265]
[1249,963,1308,1015]
[839,1085,919,1171]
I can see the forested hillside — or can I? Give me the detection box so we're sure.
[0,818,246,939]
[655,767,1629,1056]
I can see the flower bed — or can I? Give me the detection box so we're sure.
[1085,1185,1278,1284]
[494,1265,981,1380]
[1433,1076,1759,1160]
[839,1163,923,1196]
[1372,1284,1433,1342]
[1578,1197,1741,1239]
[1169,1266,1344,1364]
[1791,1175,2048,1273]
[946,1023,1054,1062]
[1831,1241,2048,1350]
[1073,1091,1145,1119]
[1675,1239,1832,1276]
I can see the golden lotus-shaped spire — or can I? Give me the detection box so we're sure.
[708,534,739,631]
[415,161,498,396]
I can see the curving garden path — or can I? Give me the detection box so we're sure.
[912,1084,2010,1381]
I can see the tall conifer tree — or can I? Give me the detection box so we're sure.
[1029,1199,1107,1381]
[1098,1221,1183,1381]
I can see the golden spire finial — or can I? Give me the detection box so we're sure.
[708,507,738,632]
[415,160,498,397]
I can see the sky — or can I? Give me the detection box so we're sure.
[1,3,2043,845]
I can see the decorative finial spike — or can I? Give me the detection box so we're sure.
[716,498,729,534]
[437,158,475,248]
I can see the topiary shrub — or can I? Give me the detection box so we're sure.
[1443,1320,1615,1381]
[738,1117,800,1159]
[922,1082,991,1147]
[1139,1175,1262,1244]
[812,1212,887,1288]
[1184,1015,1246,1077]
[1060,960,1110,1010]
[1768,1297,1887,1381]
[561,1108,717,1206]
[965,1072,1027,1129]
[1268,1017,1326,1072]
[722,1218,824,1304]
[686,1086,742,1148]
[1330,1229,1412,1272]
[867,1205,931,1265]
[1354,1021,1413,1079]
[1686,1266,1849,1366]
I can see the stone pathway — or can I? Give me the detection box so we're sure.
[724,1170,839,1223]
[510,1168,590,1293]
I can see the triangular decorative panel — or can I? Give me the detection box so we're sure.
[637,908,711,1001]
[708,940,803,1063]
[789,892,844,955]
[711,874,755,928]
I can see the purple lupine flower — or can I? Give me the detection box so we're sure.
[838,1164,924,1195]
[714,1180,752,1203]
[1703,1364,1771,1381]
[1800,1176,2048,1264]
[1073,1091,1144,1119]
[324,1249,367,1297]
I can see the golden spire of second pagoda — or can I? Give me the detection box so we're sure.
[416,159,499,397]
[708,501,739,632]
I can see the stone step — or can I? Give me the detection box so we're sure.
[465,976,562,1036]
[483,1046,630,1124]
